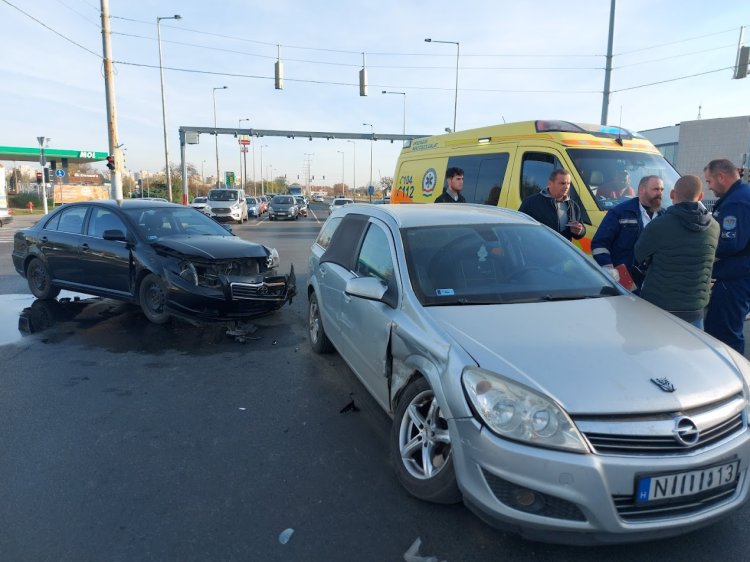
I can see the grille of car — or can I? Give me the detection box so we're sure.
[231,281,287,300]
[575,395,747,456]
[612,484,738,521]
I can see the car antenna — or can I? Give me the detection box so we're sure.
[615,106,624,146]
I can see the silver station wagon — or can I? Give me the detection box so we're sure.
[306,203,750,545]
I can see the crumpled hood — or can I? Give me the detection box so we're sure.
[152,236,268,260]
[425,296,744,415]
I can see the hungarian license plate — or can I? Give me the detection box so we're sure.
[635,460,740,503]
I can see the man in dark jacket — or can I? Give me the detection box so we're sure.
[591,175,665,286]
[434,167,466,203]
[703,159,750,353]
[634,175,719,328]
[518,169,586,241]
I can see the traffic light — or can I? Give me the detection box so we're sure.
[36,171,43,184]
[106,155,115,171]
[43,168,51,183]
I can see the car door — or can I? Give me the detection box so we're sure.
[42,204,89,285]
[337,218,399,410]
[78,207,133,296]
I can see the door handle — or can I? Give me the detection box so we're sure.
[80,243,90,251]
[41,236,48,243]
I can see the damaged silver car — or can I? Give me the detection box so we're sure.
[13,200,295,324]
[307,202,750,545]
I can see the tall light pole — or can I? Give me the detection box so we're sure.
[212,85,227,187]
[259,145,268,196]
[157,14,181,202]
[362,123,373,194]
[201,160,206,185]
[238,117,250,189]
[381,90,406,137]
[425,38,459,132]
[346,140,356,198]
[337,150,345,197]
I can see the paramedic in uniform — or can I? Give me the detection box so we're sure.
[591,175,665,287]
[703,159,750,353]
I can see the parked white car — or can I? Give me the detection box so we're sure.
[205,189,248,224]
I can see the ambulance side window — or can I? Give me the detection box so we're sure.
[445,153,509,205]
[520,152,562,202]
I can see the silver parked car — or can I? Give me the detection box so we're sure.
[307,202,750,544]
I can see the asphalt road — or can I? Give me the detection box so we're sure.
[1,203,750,561]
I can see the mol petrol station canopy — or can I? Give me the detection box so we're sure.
[0,145,108,167]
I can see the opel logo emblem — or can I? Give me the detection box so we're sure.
[673,416,700,447]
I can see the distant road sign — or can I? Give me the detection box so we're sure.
[367,185,374,196]
[55,169,66,178]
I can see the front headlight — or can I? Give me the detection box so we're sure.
[266,247,280,269]
[178,260,198,285]
[463,367,588,453]
[231,203,240,210]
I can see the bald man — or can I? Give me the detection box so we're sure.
[634,175,719,328]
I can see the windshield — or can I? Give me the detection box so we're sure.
[334,199,352,206]
[125,207,234,240]
[208,189,240,202]
[568,149,679,211]
[193,197,206,204]
[246,197,257,205]
[272,196,293,205]
[402,223,618,306]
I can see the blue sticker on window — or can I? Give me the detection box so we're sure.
[435,288,454,296]
[723,216,737,230]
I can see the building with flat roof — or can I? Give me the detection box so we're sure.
[640,115,750,185]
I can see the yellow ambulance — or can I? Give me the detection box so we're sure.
[392,120,679,253]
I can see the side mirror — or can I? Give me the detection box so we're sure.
[345,276,387,301]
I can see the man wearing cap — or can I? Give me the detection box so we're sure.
[703,159,750,353]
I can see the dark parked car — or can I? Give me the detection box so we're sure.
[268,195,299,221]
[12,200,296,324]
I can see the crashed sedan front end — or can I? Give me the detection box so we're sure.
[153,242,296,322]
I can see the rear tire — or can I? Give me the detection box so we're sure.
[26,258,61,300]
[139,273,170,324]
[308,292,333,353]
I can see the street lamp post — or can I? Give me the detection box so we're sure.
[212,85,228,187]
[362,123,374,196]
[424,38,459,132]
[337,150,345,197]
[346,140,356,198]
[157,14,181,202]
[259,145,268,196]
[238,117,250,190]
[381,90,406,137]
[201,160,206,186]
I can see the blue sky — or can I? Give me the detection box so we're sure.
[1,0,748,188]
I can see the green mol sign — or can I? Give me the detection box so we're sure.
[225,171,236,187]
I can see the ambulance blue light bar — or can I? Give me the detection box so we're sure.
[535,120,642,140]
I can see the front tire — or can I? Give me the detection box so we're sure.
[26,258,61,300]
[139,273,170,324]
[390,377,461,504]
[308,292,333,353]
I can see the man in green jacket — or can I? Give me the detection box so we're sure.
[634,175,719,328]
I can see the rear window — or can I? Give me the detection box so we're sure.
[272,196,293,204]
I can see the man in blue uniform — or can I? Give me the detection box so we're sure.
[591,175,665,287]
[703,159,750,353]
